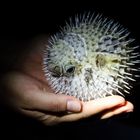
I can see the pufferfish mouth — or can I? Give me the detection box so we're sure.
[43,12,140,101]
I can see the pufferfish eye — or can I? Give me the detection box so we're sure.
[48,63,75,77]
[48,65,62,77]
[65,65,75,74]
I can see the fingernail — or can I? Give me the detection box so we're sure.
[67,100,81,112]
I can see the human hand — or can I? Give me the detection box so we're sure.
[1,36,134,125]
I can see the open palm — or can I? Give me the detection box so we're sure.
[1,36,134,125]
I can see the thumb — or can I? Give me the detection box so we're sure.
[32,92,82,113]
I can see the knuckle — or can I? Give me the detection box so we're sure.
[51,101,66,112]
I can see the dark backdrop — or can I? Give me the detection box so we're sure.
[0,1,140,140]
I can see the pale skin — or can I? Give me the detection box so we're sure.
[1,36,134,126]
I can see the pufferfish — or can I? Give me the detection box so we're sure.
[43,13,140,101]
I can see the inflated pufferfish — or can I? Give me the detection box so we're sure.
[43,13,140,101]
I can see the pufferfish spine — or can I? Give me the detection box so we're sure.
[43,13,140,101]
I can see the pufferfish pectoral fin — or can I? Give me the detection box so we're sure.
[63,33,87,61]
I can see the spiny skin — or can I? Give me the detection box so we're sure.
[43,13,140,101]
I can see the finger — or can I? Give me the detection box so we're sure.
[58,95,126,122]
[100,101,134,119]
[82,95,126,114]
[32,92,82,113]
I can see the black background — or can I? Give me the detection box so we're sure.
[0,1,140,140]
